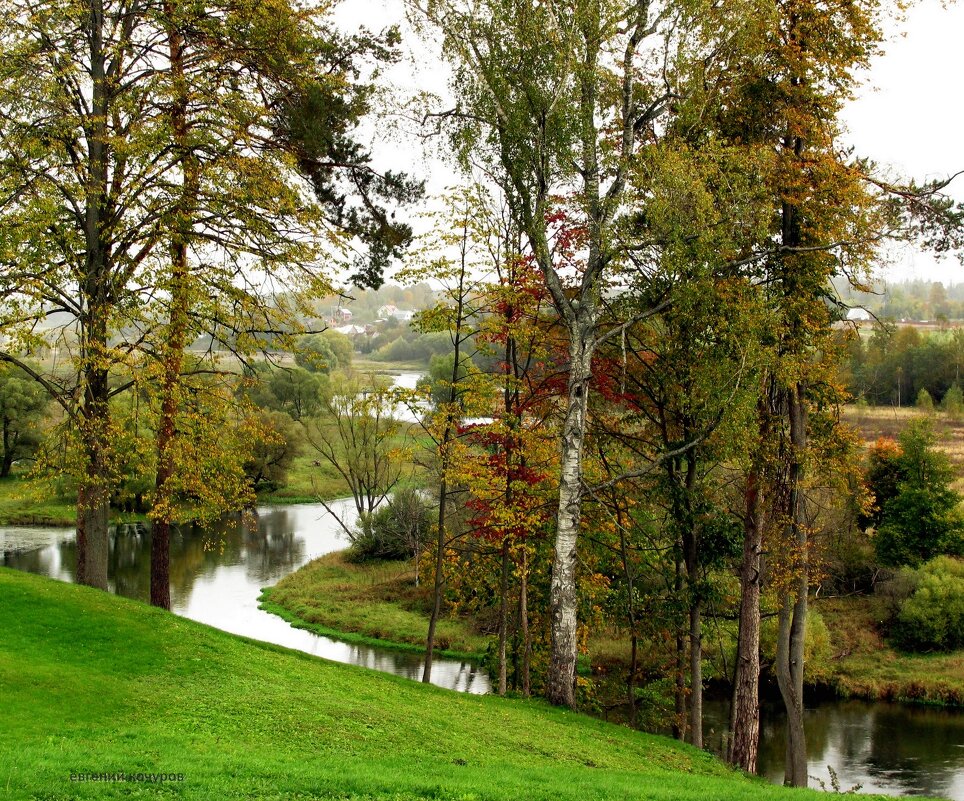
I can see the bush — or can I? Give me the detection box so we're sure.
[295,331,353,374]
[916,387,934,412]
[871,420,964,567]
[943,383,964,419]
[892,556,964,652]
[760,607,833,676]
[875,566,920,620]
[347,488,431,562]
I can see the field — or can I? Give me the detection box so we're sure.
[843,404,964,489]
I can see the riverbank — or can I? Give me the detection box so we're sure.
[0,477,90,527]
[260,550,486,661]
[812,595,964,706]
[0,567,850,801]
[266,551,964,710]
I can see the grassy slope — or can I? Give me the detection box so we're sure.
[0,569,862,801]
[260,551,486,660]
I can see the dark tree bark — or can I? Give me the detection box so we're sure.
[775,382,809,786]
[617,506,639,728]
[1,419,13,478]
[151,0,197,611]
[75,0,113,591]
[497,540,510,695]
[519,548,531,696]
[729,465,764,773]
[673,558,687,741]
[680,458,702,748]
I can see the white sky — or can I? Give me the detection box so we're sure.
[336,0,964,287]
[841,0,964,285]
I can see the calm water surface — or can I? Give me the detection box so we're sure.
[0,499,489,694]
[1,369,960,794]
[703,698,964,799]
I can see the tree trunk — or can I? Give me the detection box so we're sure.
[497,540,509,695]
[775,382,809,787]
[673,558,687,741]
[682,459,702,748]
[76,0,111,591]
[1,419,12,478]
[519,548,531,697]
[689,598,702,748]
[77,477,109,590]
[151,1,195,611]
[424,259,468,682]
[617,505,639,728]
[729,467,763,773]
[546,326,593,707]
[422,486,447,683]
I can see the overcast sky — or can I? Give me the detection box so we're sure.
[841,0,964,285]
[337,0,964,287]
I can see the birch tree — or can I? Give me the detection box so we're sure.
[408,0,739,707]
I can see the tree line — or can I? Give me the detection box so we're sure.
[398,0,961,785]
[1,0,963,793]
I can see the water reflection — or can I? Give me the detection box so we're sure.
[0,501,489,695]
[704,698,964,799]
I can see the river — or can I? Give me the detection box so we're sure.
[0,500,489,694]
[703,698,964,799]
[1,367,962,795]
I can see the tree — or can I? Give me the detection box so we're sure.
[943,383,963,419]
[145,0,414,610]
[0,0,171,589]
[875,420,964,567]
[0,366,48,477]
[706,0,908,779]
[296,332,353,374]
[941,381,964,420]
[243,410,301,494]
[410,0,733,707]
[397,190,493,685]
[247,366,326,423]
[304,381,405,537]
[0,0,416,599]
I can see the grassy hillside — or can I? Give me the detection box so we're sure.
[0,568,895,801]
[813,595,964,706]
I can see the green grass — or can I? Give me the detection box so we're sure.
[352,357,427,374]
[814,595,964,706]
[0,568,885,801]
[261,551,486,659]
[0,476,79,526]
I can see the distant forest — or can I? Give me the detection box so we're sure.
[838,277,964,322]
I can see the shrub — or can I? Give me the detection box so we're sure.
[916,387,934,411]
[943,383,964,419]
[347,488,431,562]
[875,566,920,621]
[892,556,964,652]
